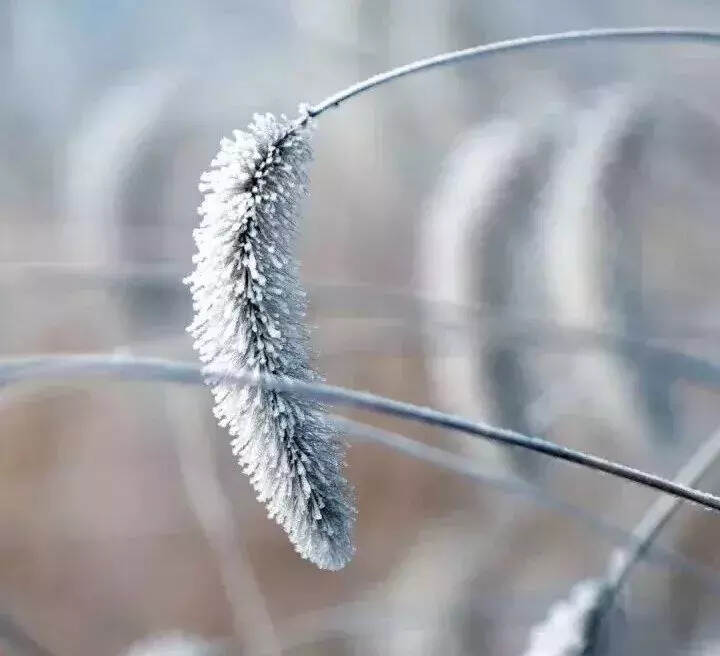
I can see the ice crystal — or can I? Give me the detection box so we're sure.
[524,579,610,656]
[185,108,355,570]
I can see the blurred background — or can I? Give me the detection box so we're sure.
[3,1,720,654]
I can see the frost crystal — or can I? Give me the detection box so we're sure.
[524,579,609,656]
[185,109,356,570]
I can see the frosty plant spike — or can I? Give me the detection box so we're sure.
[186,109,356,570]
[187,27,720,569]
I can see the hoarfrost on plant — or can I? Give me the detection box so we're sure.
[185,109,356,570]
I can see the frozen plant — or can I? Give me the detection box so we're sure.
[183,28,720,572]
[185,108,356,570]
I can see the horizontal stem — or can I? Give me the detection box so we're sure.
[309,27,720,116]
[2,353,720,514]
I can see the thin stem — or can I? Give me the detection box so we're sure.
[308,27,720,117]
[1,373,716,590]
[2,354,720,514]
[578,425,720,649]
[334,416,720,589]
[604,425,720,602]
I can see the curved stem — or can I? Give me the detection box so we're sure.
[2,366,716,589]
[334,416,720,590]
[575,425,720,650]
[308,27,720,117]
[603,425,720,606]
[2,354,720,514]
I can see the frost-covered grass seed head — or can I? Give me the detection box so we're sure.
[185,108,356,570]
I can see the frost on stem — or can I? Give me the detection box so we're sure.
[524,579,613,656]
[185,108,356,570]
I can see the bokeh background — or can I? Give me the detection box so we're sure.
[4,1,720,654]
